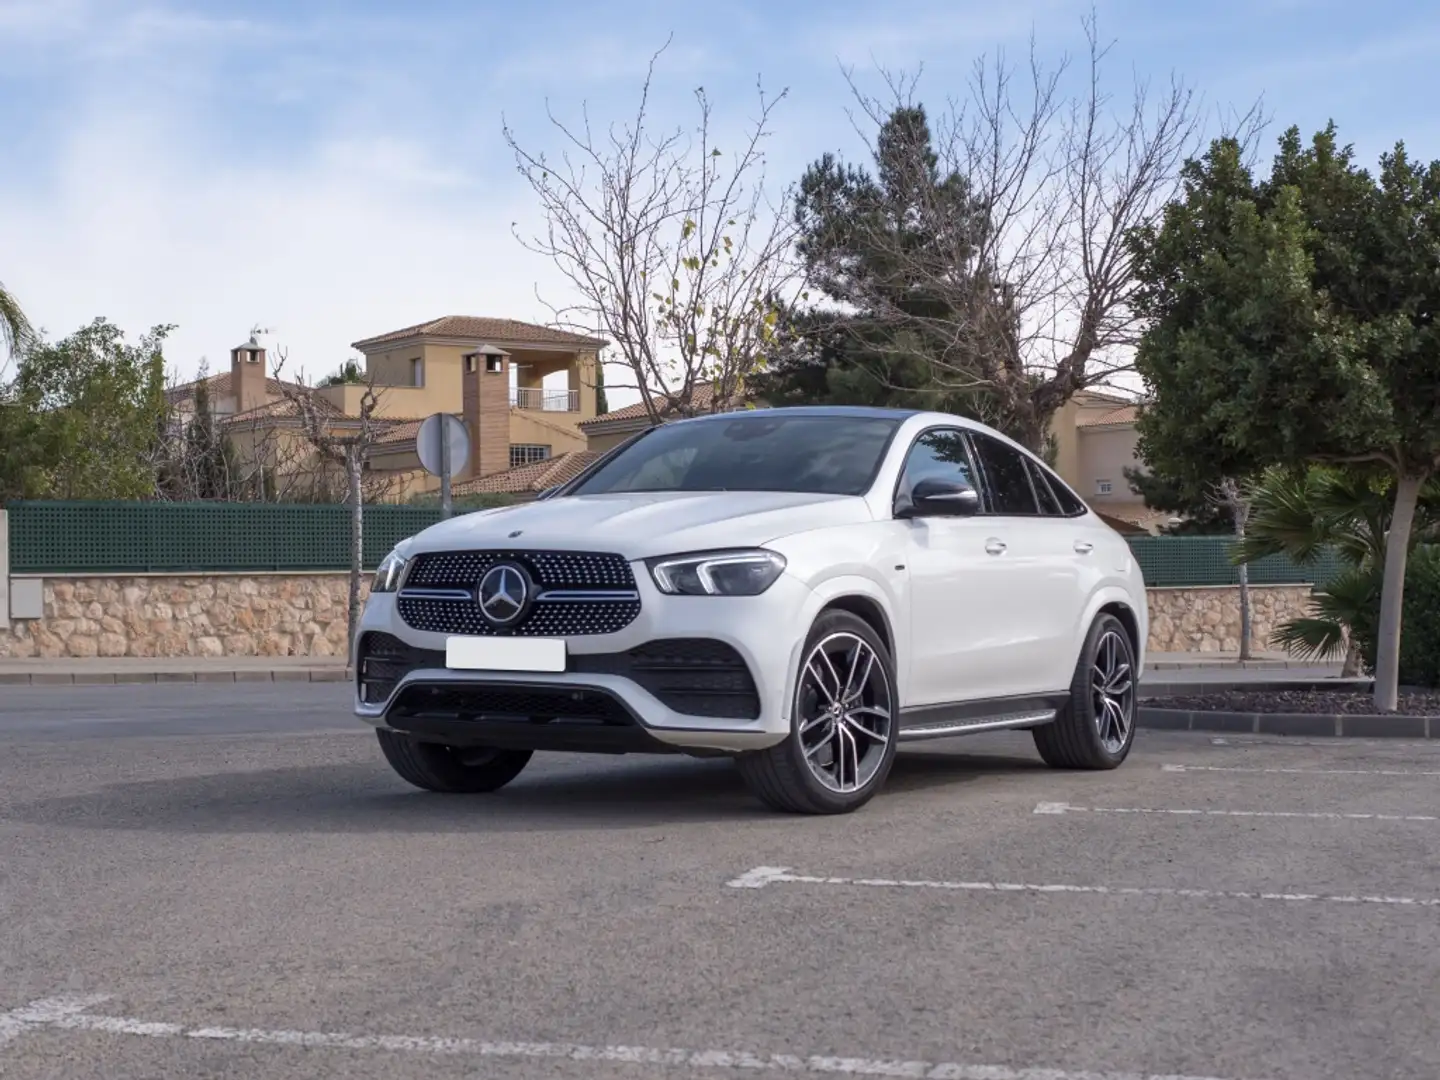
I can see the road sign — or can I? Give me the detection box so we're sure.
[416,413,470,519]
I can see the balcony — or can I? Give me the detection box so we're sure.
[510,387,579,412]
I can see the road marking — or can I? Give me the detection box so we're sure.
[726,866,1440,909]
[1163,763,1440,777]
[0,994,1261,1080]
[1034,801,1439,822]
[0,995,111,1047]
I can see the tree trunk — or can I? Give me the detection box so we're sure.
[1341,632,1362,678]
[1373,473,1424,712]
[1220,477,1252,661]
[347,447,363,666]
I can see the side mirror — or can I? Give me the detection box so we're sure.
[898,475,981,518]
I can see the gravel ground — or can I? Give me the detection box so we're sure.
[1156,687,1440,715]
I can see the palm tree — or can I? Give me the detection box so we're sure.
[0,278,35,371]
[1236,466,1440,674]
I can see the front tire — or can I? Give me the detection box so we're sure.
[736,610,899,814]
[1032,612,1137,770]
[377,730,533,793]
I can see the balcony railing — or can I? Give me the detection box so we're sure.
[510,387,580,412]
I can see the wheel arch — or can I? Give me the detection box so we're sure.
[1079,588,1147,674]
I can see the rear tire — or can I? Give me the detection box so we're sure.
[1033,612,1137,770]
[736,609,898,814]
[376,730,533,793]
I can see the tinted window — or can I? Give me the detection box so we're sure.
[569,413,901,496]
[1034,461,1088,515]
[970,432,1040,515]
[1025,458,1063,515]
[900,429,977,493]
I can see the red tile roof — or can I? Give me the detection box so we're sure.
[451,451,601,495]
[164,371,306,405]
[1076,405,1138,428]
[578,384,721,430]
[351,316,608,351]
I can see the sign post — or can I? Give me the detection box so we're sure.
[416,413,471,520]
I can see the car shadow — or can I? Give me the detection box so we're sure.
[4,744,1047,836]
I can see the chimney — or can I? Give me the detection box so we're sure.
[230,333,269,413]
[462,344,511,478]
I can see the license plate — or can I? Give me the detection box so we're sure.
[445,636,566,672]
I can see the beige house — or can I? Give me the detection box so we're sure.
[1048,389,1166,531]
[166,316,608,500]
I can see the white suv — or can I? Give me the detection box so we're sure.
[354,406,1147,814]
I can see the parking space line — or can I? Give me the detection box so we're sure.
[1163,763,1440,777]
[0,993,1260,1080]
[726,866,1440,909]
[0,995,111,1047]
[1034,801,1438,822]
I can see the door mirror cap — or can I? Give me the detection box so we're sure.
[897,476,981,518]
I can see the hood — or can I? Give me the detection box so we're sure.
[401,491,873,560]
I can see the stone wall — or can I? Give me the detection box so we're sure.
[0,574,369,659]
[0,573,1314,660]
[1144,584,1315,654]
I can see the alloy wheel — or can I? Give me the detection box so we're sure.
[796,632,894,794]
[1091,629,1135,754]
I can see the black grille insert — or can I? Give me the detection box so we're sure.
[573,638,760,720]
[389,683,635,725]
[398,549,641,637]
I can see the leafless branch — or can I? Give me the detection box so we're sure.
[819,9,1258,449]
[503,38,805,420]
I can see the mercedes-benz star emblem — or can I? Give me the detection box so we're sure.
[477,563,529,626]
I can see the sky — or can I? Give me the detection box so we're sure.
[1,0,1437,406]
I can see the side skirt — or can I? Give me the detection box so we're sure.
[897,693,1069,742]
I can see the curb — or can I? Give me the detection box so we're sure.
[1145,660,1337,670]
[0,668,351,686]
[1139,706,1436,739]
[1138,678,1371,698]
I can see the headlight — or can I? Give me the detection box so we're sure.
[648,549,787,596]
[371,548,409,593]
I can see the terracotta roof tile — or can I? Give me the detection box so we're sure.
[165,372,306,404]
[1077,405,1138,428]
[578,384,720,430]
[351,316,608,351]
[451,451,601,495]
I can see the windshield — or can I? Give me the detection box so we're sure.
[568,413,902,496]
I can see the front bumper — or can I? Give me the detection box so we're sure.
[352,567,817,754]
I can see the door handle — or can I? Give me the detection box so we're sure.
[984,538,1007,556]
[1073,540,1094,554]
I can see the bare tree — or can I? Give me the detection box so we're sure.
[503,37,804,421]
[823,11,1264,450]
[269,347,386,657]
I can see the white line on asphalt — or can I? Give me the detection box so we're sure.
[0,995,111,1047]
[1163,763,1440,777]
[0,994,1261,1080]
[1033,801,1439,822]
[725,866,1440,909]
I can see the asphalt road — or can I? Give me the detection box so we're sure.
[1,681,1437,1080]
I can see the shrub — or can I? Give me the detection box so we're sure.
[1351,544,1440,688]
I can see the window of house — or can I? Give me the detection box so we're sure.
[510,444,552,468]
[409,357,423,387]
[1096,479,1113,495]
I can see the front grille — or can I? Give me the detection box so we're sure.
[405,550,634,590]
[398,549,641,637]
[573,638,760,719]
[389,683,634,725]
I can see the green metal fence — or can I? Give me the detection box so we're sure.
[4,501,453,574]
[4,501,1346,585]
[1126,535,1345,588]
